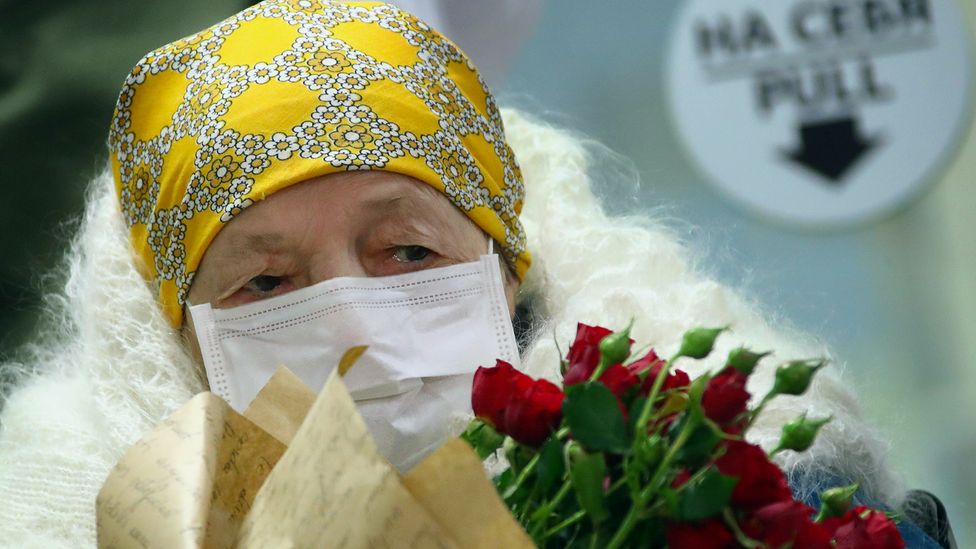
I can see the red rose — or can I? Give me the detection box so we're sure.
[665,518,737,549]
[564,323,614,385]
[824,506,905,549]
[595,363,640,398]
[669,369,691,390]
[627,348,665,375]
[472,359,532,430]
[701,367,750,425]
[715,440,793,508]
[471,360,565,447]
[742,500,833,549]
[628,349,690,393]
[503,378,565,446]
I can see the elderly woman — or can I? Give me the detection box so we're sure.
[0,1,952,547]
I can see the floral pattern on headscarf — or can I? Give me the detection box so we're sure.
[109,0,530,326]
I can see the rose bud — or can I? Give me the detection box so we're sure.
[771,359,825,396]
[636,434,665,469]
[676,326,727,359]
[727,346,771,376]
[461,419,505,460]
[816,483,860,521]
[773,412,832,454]
[598,320,634,366]
[564,323,613,385]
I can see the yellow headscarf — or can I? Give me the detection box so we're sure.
[109,0,530,327]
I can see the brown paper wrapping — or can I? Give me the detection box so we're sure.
[242,367,316,445]
[96,366,533,548]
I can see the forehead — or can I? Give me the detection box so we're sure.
[213,170,472,241]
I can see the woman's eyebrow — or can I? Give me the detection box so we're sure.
[362,194,409,213]
[223,233,286,258]
[364,193,455,227]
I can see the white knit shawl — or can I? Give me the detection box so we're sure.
[0,109,901,548]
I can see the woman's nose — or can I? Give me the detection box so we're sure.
[305,249,368,285]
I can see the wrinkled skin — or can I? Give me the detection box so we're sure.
[182,171,521,365]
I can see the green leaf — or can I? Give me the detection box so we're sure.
[494,468,514,491]
[659,487,680,517]
[633,517,667,548]
[677,468,739,521]
[686,373,710,422]
[673,422,720,469]
[537,438,566,493]
[497,468,521,500]
[569,451,609,524]
[503,478,533,504]
[563,382,630,453]
[627,396,648,436]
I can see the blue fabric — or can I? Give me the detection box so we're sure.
[787,470,942,549]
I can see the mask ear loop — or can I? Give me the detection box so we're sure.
[488,236,494,255]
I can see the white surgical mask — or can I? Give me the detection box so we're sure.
[188,243,519,471]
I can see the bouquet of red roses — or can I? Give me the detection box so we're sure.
[462,323,905,548]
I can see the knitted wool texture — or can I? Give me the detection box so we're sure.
[0,109,900,548]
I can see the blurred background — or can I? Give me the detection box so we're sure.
[0,0,972,544]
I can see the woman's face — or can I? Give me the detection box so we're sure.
[182,171,521,362]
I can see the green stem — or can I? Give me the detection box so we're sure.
[588,530,602,549]
[606,410,698,549]
[504,452,541,501]
[644,416,696,500]
[723,508,766,548]
[517,483,541,523]
[605,497,642,549]
[607,474,629,495]
[589,356,611,382]
[747,393,774,430]
[544,509,586,537]
[814,507,829,523]
[634,356,677,440]
[529,479,573,530]
[633,447,734,520]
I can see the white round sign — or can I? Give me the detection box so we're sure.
[666,0,973,227]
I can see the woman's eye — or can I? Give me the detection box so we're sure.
[392,245,431,263]
[244,274,284,293]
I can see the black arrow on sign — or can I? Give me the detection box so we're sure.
[783,116,879,183]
